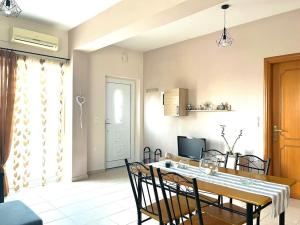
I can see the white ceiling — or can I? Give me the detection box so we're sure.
[17,0,121,29]
[116,0,300,52]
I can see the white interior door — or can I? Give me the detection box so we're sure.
[105,78,133,168]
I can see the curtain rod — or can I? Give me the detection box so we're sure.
[0,47,70,61]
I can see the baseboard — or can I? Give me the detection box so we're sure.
[106,159,125,168]
[87,169,105,175]
[72,174,88,182]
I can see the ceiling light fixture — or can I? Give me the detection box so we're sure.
[0,0,21,17]
[217,4,233,47]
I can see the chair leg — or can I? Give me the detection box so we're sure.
[137,211,142,225]
[218,195,224,206]
[256,213,260,225]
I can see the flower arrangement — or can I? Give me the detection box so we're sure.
[220,125,243,155]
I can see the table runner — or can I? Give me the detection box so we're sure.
[151,160,290,218]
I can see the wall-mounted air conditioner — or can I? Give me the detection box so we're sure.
[11,27,59,51]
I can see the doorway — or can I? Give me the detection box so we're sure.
[105,77,135,168]
[264,53,300,199]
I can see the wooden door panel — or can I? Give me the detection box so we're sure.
[274,60,300,199]
[281,68,300,138]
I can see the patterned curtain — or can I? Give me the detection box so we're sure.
[6,56,67,192]
[0,50,17,197]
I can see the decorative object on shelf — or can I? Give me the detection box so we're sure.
[187,102,232,112]
[216,103,225,110]
[220,125,243,155]
[76,95,86,129]
[0,0,21,17]
[203,101,213,110]
[216,102,232,111]
[216,4,233,47]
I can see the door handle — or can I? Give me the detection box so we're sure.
[273,125,287,133]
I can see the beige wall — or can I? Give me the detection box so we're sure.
[72,51,89,180]
[0,16,68,58]
[143,9,300,158]
[88,46,143,172]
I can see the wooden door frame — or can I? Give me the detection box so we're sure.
[264,53,300,174]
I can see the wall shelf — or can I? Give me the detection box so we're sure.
[187,109,233,112]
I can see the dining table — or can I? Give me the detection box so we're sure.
[150,154,296,225]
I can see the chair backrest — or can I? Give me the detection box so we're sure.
[124,159,162,222]
[157,168,203,225]
[0,170,3,203]
[201,149,229,168]
[234,153,271,175]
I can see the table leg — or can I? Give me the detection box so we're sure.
[279,212,285,225]
[246,203,254,225]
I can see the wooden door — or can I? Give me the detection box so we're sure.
[272,59,300,199]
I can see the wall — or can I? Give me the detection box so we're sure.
[143,9,300,158]
[0,16,68,58]
[72,51,89,180]
[88,46,143,172]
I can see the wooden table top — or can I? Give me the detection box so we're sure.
[151,155,296,206]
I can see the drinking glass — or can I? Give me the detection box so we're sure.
[212,159,219,173]
[178,159,189,169]
[199,159,204,168]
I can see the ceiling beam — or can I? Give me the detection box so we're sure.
[69,0,226,52]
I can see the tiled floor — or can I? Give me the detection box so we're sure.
[5,167,300,225]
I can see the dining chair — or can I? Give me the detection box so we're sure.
[164,152,220,206]
[234,153,271,175]
[125,159,164,224]
[125,159,198,225]
[224,153,271,225]
[201,149,229,205]
[157,168,246,225]
[201,149,229,168]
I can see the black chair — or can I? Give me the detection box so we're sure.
[201,149,229,205]
[201,149,229,168]
[125,159,163,224]
[224,153,271,225]
[164,153,222,206]
[125,159,198,225]
[234,153,270,175]
[157,168,246,225]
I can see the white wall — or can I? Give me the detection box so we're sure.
[88,46,143,172]
[0,16,68,58]
[143,9,300,159]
